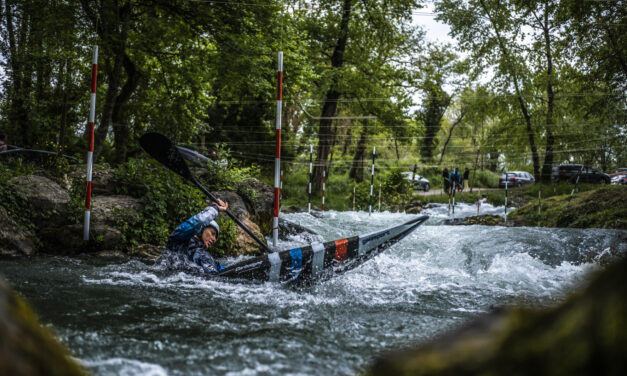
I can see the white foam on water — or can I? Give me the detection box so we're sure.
[81,357,168,376]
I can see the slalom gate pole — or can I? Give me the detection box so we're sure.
[272,51,283,248]
[451,180,456,217]
[378,183,382,211]
[280,170,283,201]
[369,146,375,216]
[537,184,542,227]
[352,182,356,211]
[322,169,326,212]
[570,165,584,203]
[504,171,509,222]
[83,45,98,241]
[308,144,313,214]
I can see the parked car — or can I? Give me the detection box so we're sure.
[552,164,610,184]
[401,172,430,192]
[611,174,627,185]
[498,171,535,188]
[609,168,627,178]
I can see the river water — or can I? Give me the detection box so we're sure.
[1,204,625,376]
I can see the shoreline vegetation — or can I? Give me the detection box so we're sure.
[1,158,625,259]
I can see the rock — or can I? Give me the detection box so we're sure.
[232,217,265,255]
[442,218,467,226]
[0,278,85,375]
[39,224,123,254]
[464,214,505,226]
[213,190,266,255]
[130,244,163,259]
[405,202,424,214]
[0,206,38,256]
[281,205,303,214]
[90,195,144,225]
[213,191,249,220]
[67,166,117,194]
[91,168,118,194]
[8,175,71,226]
[366,257,627,376]
[241,178,274,234]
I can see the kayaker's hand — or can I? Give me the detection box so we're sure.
[214,199,228,212]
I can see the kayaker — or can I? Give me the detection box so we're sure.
[163,199,229,274]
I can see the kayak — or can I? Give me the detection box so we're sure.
[217,215,429,284]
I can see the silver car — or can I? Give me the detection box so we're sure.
[402,172,430,191]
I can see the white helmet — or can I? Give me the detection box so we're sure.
[206,220,220,237]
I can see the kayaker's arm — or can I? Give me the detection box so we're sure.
[169,205,220,242]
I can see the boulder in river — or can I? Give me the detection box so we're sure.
[0,206,38,256]
[213,190,266,255]
[0,278,85,375]
[8,174,71,227]
[366,257,627,376]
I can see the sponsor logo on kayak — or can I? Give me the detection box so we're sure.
[234,260,263,273]
[360,230,390,246]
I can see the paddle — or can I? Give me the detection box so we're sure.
[139,132,272,253]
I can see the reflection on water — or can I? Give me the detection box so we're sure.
[0,205,624,375]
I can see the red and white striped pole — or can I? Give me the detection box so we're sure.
[272,51,283,248]
[84,45,98,241]
[322,169,326,211]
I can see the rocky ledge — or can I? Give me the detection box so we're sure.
[0,168,276,258]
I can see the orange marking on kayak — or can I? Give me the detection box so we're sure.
[334,239,348,261]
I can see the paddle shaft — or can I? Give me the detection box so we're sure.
[190,176,272,253]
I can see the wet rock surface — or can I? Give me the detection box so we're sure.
[0,206,37,256]
[0,278,85,375]
[366,257,627,376]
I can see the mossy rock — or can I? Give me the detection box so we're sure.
[0,279,85,375]
[508,186,627,229]
[366,257,627,376]
[464,214,504,226]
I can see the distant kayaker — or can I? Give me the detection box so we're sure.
[162,199,229,274]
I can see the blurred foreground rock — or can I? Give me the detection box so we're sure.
[367,257,627,376]
[0,279,85,375]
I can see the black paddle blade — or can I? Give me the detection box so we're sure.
[139,132,193,181]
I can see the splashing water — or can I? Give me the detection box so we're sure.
[0,206,624,375]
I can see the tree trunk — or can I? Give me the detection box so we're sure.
[438,108,466,165]
[313,0,352,189]
[480,0,540,178]
[349,121,368,182]
[112,54,141,165]
[91,2,132,161]
[540,6,555,183]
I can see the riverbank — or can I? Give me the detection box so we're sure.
[0,159,274,257]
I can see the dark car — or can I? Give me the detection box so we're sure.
[552,164,610,184]
[401,172,430,192]
[499,171,535,188]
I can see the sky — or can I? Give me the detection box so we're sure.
[412,3,454,44]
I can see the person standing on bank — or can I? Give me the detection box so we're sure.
[463,168,470,192]
[449,167,461,192]
[163,199,229,274]
[442,167,450,194]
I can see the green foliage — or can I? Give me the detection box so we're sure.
[473,170,500,188]
[196,159,261,206]
[0,165,36,233]
[111,158,206,248]
[212,217,238,256]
